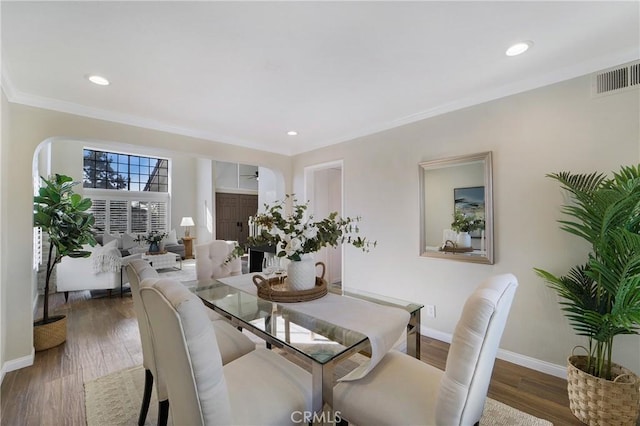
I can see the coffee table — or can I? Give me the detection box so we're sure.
[141,252,182,270]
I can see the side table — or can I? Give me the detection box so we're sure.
[182,236,196,259]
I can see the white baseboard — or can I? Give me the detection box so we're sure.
[421,326,453,344]
[1,348,35,385]
[421,326,567,379]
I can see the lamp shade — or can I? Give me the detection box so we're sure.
[180,217,195,227]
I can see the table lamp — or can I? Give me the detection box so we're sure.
[180,216,195,237]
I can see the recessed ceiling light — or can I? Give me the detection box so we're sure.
[505,41,533,57]
[87,75,110,86]
[287,131,298,136]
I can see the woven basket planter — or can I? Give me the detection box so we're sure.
[33,315,67,351]
[567,355,640,425]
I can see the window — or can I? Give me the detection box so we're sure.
[84,148,171,235]
[83,149,169,192]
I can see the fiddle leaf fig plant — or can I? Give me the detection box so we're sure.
[33,174,96,324]
[534,165,640,380]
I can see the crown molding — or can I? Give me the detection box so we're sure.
[1,67,17,101]
[291,48,640,156]
[1,73,293,156]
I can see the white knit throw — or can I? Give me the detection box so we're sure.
[92,247,122,274]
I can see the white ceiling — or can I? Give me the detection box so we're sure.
[2,1,639,156]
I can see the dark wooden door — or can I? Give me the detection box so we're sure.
[215,193,258,246]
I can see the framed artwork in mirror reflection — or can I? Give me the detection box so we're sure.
[454,186,485,238]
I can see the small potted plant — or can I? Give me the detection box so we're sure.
[535,166,640,425]
[33,174,96,350]
[144,230,167,253]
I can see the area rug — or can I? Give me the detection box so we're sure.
[84,365,553,425]
[156,258,197,281]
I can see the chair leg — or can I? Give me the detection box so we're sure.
[158,400,169,426]
[64,292,69,303]
[138,369,153,426]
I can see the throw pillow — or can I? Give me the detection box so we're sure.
[102,233,122,249]
[164,229,178,245]
[101,239,118,250]
[92,240,121,273]
[121,232,137,250]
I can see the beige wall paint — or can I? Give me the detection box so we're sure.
[1,90,7,376]
[0,103,291,366]
[292,74,640,374]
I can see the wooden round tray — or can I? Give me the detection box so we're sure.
[252,275,327,302]
[439,246,474,253]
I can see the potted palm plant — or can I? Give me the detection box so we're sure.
[534,166,640,425]
[33,174,96,350]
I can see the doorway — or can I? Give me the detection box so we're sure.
[304,161,344,289]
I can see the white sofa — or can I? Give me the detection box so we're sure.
[56,242,141,301]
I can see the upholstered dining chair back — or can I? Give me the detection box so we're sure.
[435,273,518,425]
[126,260,166,398]
[195,240,242,280]
[140,277,232,425]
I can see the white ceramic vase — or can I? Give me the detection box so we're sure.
[456,231,471,248]
[287,253,316,291]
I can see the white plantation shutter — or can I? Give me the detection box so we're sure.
[86,194,169,235]
[109,200,129,234]
[131,201,149,234]
[33,227,42,269]
[150,202,167,233]
[89,199,107,232]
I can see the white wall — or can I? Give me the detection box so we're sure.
[0,89,6,381]
[171,155,198,235]
[292,73,640,376]
[196,159,214,242]
[312,167,343,285]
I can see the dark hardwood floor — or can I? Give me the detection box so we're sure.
[1,290,582,425]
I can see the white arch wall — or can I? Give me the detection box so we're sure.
[0,101,292,374]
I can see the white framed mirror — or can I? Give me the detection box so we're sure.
[419,151,494,264]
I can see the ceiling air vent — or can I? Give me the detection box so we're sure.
[593,60,640,96]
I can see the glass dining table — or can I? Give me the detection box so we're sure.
[186,278,423,414]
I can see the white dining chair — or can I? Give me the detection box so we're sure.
[333,273,518,426]
[195,240,242,280]
[139,276,312,425]
[126,259,256,426]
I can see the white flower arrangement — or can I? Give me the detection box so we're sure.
[245,195,376,261]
